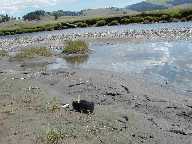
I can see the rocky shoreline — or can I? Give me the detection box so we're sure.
[0,23,192,52]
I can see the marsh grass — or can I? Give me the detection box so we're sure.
[63,40,88,54]
[15,47,52,60]
[46,128,63,144]
[0,50,8,57]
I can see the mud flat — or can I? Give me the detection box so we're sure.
[0,22,192,143]
[0,58,192,144]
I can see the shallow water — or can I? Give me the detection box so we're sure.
[1,21,192,94]
[48,40,192,94]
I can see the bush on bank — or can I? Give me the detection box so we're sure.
[75,22,88,28]
[96,20,106,27]
[108,20,119,26]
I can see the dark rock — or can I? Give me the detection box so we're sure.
[168,130,187,135]
[105,92,121,96]
[68,82,85,88]
[122,116,129,121]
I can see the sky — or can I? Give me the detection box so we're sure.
[0,0,144,17]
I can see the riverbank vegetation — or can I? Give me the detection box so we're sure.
[14,47,52,60]
[63,40,89,55]
[0,8,191,36]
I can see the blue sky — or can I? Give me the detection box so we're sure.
[0,0,144,17]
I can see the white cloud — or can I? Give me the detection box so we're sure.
[0,0,77,15]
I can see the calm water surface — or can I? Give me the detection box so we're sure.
[6,21,190,94]
[48,39,192,94]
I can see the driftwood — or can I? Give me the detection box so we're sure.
[72,100,94,114]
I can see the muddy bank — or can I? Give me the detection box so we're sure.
[0,65,192,144]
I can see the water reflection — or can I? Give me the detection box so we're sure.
[48,40,192,93]
[63,54,89,65]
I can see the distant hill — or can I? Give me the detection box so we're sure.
[169,0,192,5]
[80,7,137,17]
[50,10,82,17]
[23,10,82,20]
[23,8,138,21]
[126,2,167,12]
[127,0,192,11]
[22,0,192,21]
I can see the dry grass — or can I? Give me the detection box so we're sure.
[46,128,64,144]
[15,47,52,60]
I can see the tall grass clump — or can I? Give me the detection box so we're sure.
[15,47,52,60]
[62,40,88,55]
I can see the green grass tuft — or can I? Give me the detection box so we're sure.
[15,47,52,60]
[46,129,63,144]
[62,40,88,55]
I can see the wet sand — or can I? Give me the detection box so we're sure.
[0,57,192,144]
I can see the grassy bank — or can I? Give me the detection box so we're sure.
[0,8,191,36]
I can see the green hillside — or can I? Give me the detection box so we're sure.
[146,0,172,4]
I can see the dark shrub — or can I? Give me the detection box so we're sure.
[54,23,62,30]
[160,14,170,21]
[75,22,88,28]
[85,19,98,26]
[96,20,106,27]
[120,18,131,24]
[108,20,119,26]
[60,22,76,28]
[129,17,144,23]
[0,31,4,36]
[186,15,192,21]
[4,32,11,35]
[66,23,76,28]
[145,16,154,22]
